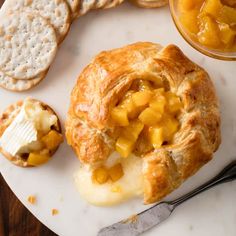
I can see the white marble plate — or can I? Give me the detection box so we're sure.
[0,2,236,236]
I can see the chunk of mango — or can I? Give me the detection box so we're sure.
[92,167,109,184]
[116,136,134,158]
[111,107,129,126]
[198,16,221,48]
[108,163,124,182]
[123,119,144,141]
[178,0,204,11]
[166,92,183,114]
[120,93,139,119]
[219,23,236,46]
[148,127,164,149]
[201,0,223,18]
[154,88,165,95]
[162,116,179,141]
[27,152,50,166]
[41,130,63,151]
[139,107,162,126]
[218,5,236,25]
[132,90,153,107]
[180,10,200,34]
[149,95,166,113]
[115,120,144,157]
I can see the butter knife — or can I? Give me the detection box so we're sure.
[98,160,236,236]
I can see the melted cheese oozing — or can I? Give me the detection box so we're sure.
[23,99,57,135]
[74,153,144,206]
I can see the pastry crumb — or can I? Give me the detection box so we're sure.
[122,214,138,224]
[27,195,36,204]
[52,209,59,216]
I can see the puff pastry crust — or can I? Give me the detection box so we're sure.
[66,42,221,204]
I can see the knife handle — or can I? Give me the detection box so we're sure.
[170,160,236,207]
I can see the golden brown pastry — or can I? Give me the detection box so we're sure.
[129,0,168,8]
[66,42,221,204]
[0,98,63,168]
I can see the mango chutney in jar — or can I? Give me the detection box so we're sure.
[178,0,236,51]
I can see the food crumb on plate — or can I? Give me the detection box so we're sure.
[52,209,59,216]
[122,214,138,224]
[27,195,36,204]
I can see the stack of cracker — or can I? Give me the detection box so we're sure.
[0,0,166,92]
[0,0,126,92]
[75,0,167,16]
[0,0,70,92]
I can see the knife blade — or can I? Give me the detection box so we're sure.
[97,202,174,236]
[98,161,236,236]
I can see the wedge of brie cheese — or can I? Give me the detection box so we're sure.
[0,99,57,156]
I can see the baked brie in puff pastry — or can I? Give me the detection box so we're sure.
[66,42,221,205]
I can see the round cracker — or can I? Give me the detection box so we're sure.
[0,70,46,92]
[103,0,124,9]
[66,0,80,15]
[77,0,97,16]
[0,99,62,168]
[0,11,57,80]
[92,0,108,9]
[5,0,71,43]
[129,0,168,8]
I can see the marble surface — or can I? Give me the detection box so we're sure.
[0,2,236,236]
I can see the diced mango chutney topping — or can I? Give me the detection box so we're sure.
[41,130,63,151]
[92,163,124,185]
[111,79,183,159]
[27,130,63,166]
[178,0,236,51]
[27,151,51,166]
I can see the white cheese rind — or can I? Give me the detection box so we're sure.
[0,99,58,156]
[0,107,37,156]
